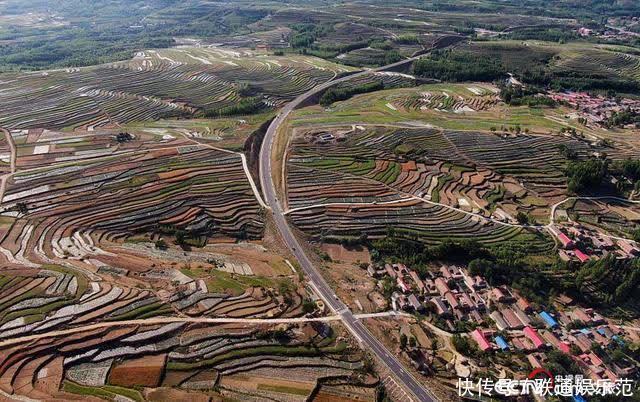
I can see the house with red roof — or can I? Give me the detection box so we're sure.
[523,326,545,349]
[434,278,450,296]
[549,226,575,249]
[471,329,492,351]
[527,354,543,368]
[617,239,640,257]
[445,292,459,310]
[516,297,532,313]
[575,249,590,263]
[502,308,524,329]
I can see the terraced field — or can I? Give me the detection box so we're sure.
[281,78,640,248]
[288,198,545,246]
[284,124,590,247]
[0,264,307,341]
[0,131,263,270]
[550,43,640,82]
[0,321,369,401]
[0,126,310,327]
[0,47,352,131]
[390,85,500,113]
[565,198,640,238]
[454,40,640,88]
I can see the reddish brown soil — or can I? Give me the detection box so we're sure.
[109,354,166,387]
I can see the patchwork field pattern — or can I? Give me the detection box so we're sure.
[284,124,597,245]
[0,47,351,130]
[0,321,368,401]
[565,198,640,238]
[0,265,308,342]
[0,129,264,272]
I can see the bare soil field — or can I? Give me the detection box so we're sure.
[318,244,379,313]
[109,354,166,388]
[321,244,371,265]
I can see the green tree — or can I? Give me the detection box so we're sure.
[302,299,316,314]
[516,212,530,225]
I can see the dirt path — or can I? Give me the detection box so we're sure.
[179,134,268,209]
[0,127,16,204]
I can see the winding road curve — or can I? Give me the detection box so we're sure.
[259,55,440,402]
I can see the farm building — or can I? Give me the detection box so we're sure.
[523,326,545,349]
[549,226,575,249]
[539,311,558,328]
[495,336,509,351]
[574,249,590,263]
[471,329,492,351]
[490,311,508,331]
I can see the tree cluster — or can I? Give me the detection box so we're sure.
[565,158,609,193]
[413,49,506,82]
[319,80,385,106]
[576,255,640,307]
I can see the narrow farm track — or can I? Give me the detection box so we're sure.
[178,133,268,208]
[283,171,544,230]
[0,311,405,349]
[260,54,441,402]
[0,127,16,203]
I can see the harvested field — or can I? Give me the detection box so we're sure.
[108,354,166,387]
[318,245,378,313]
[146,387,211,402]
[321,244,371,265]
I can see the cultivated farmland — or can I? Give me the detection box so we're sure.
[0,47,352,131]
[0,321,372,401]
[0,123,320,330]
[280,83,640,249]
[285,122,605,231]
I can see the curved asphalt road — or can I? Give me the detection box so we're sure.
[259,55,439,402]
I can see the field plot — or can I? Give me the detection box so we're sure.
[0,127,266,273]
[389,84,500,114]
[124,112,274,151]
[0,47,350,131]
[329,4,572,32]
[450,40,640,92]
[285,123,606,226]
[0,322,372,401]
[0,134,10,177]
[565,198,640,238]
[0,128,307,334]
[288,198,549,247]
[0,249,305,339]
[296,81,640,148]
